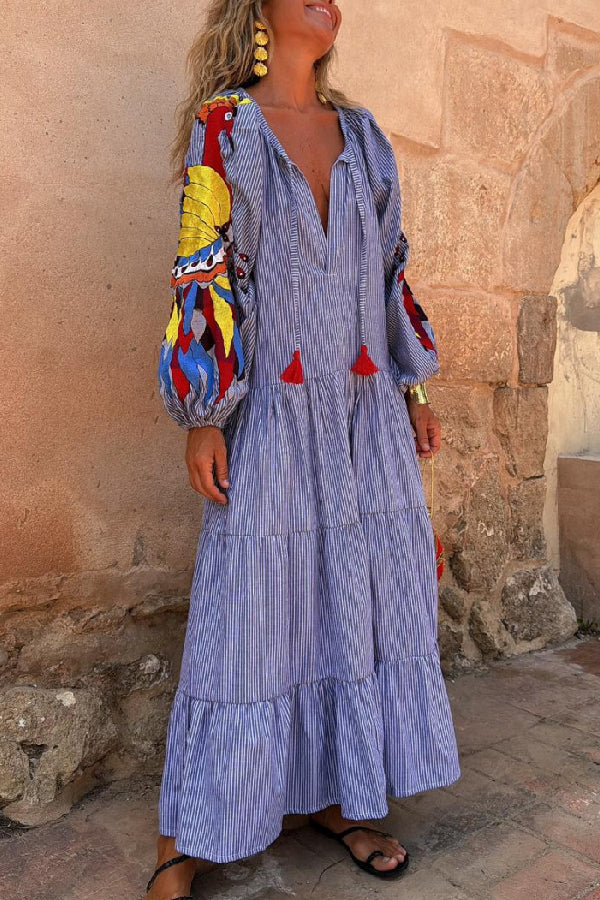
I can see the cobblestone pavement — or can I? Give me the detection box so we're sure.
[1,635,599,900]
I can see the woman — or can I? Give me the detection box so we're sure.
[147,1,461,897]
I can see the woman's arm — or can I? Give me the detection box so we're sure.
[157,97,260,500]
[361,109,441,456]
[158,111,256,431]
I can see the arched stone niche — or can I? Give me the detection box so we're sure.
[543,184,600,620]
[502,71,600,296]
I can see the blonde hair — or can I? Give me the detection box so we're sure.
[169,0,360,186]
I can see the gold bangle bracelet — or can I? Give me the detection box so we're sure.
[407,382,429,404]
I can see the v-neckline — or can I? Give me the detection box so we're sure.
[237,86,350,258]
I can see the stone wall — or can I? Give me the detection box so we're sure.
[387,20,600,670]
[1,4,598,824]
[543,186,600,584]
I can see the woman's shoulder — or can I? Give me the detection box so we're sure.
[194,86,255,128]
[342,102,397,188]
[188,87,261,168]
[346,103,392,150]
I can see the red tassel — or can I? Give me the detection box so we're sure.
[434,531,445,582]
[280,348,304,383]
[351,343,379,375]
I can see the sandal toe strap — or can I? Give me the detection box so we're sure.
[365,849,386,867]
[338,824,388,839]
[145,853,192,893]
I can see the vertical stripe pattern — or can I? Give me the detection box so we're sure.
[157,87,461,864]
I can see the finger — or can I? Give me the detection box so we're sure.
[428,419,442,453]
[188,468,207,498]
[213,442,230,490]
[186,455,206,496]
[197,457,228,504]
[415,420,431,454]
[187,462,210,498]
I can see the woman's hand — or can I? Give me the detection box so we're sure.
[185,426,230,504]
[406,399,441,459]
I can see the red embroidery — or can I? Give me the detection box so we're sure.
[398,269,437,355]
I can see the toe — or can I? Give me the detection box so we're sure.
[375,837,407,869]
[373,853,400,872]
[385,835,407,859]
[382,837,405,858]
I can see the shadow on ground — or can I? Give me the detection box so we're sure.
[1,635,599,900]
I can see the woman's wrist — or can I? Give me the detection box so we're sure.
[406,382,429,405]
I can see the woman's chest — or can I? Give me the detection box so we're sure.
[251,105,346,237]
[259,145,381,280]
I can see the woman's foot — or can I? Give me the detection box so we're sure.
[310,805,407,873]
[146,835,198,900]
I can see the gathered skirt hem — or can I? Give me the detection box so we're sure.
[158,650,461,862]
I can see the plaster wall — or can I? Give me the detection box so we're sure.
[544,185,600,586]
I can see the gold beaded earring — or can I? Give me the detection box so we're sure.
[253,19,268,77]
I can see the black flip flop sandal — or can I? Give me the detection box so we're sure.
[308,817,410,880]
[145,851,193,899]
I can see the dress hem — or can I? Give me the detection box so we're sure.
[157,653,462,864]
[161,765,462,863]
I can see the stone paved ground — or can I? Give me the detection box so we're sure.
[1,635,599,900]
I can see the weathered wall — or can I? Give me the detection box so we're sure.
[1,2,598,823]
[544,187,600,621]
[544,186,600,571]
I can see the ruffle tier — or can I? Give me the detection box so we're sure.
[158,652,461,863]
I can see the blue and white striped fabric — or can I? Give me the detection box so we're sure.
[157,85,461,863]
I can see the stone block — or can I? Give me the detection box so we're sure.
[469,600,511,656]
[503,78,600,294]
[0,686,117,825]
[430,384,494,454]
[525,720,600,770]
[509,476,547,561]
[444,766,538,821]
[547,21,600,84]
[560,77,600,207]
[493,386,548,477]
[389,867,474,899]
[420,449,471,559]
[517,295,558,384]
[445,40,552,166]
[502,142,574,294]
[438,619,464,667]
[464,747,558,802]
[547,701,600,742]
[523,804,600,863]
[451,456,509,592]
[440,585,468,622]
[420,292,513,383]
[500,563,578,646]
[399,154,511,290]
[388,788,492,853]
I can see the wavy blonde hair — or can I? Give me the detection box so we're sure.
[169,0,359,186]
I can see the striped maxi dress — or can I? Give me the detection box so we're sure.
[156,85,461,863]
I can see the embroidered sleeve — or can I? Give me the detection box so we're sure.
[157,96,258,430]
[362,110,440,390]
